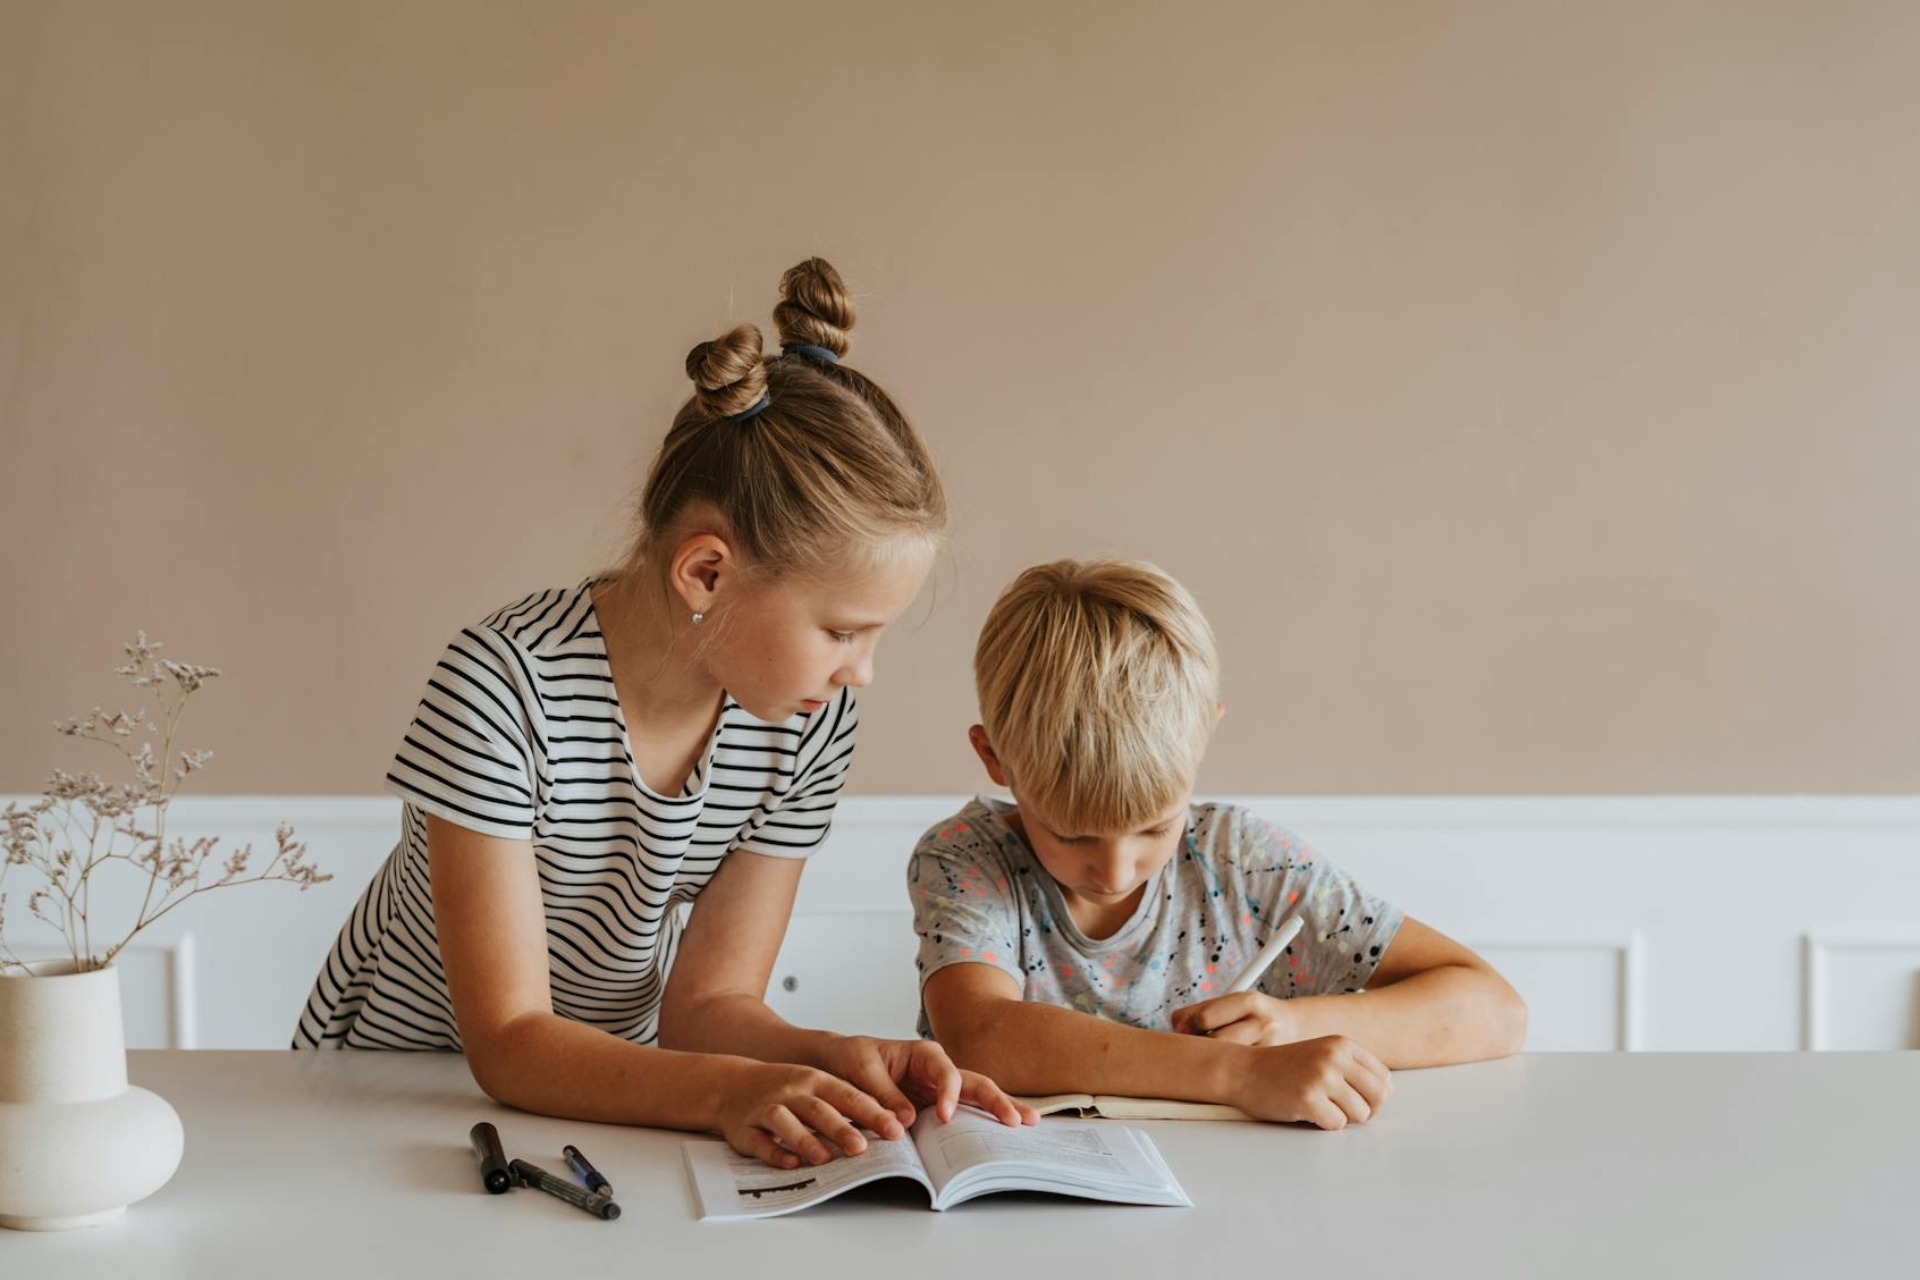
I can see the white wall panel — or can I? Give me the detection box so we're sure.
[1471,936,1643,1052]
[765,912,923,1040]
[4,796,1916,1053]
[1803,932,1920,1051]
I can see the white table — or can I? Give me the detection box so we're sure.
[3,1051,1914,1278]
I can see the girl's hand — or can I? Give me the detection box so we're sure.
[817,1035,1041,1130]
[1229,1035,1392,1130]
[1170,991,1298,1045]
[714,1060,909,1170]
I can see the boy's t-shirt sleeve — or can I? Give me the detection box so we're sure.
[1240,813,1403,997]
[384,626,541,841]
[907,817,1025,992]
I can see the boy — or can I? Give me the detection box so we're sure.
[910,560,1527,1129]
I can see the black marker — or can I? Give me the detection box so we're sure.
[470,1121,512,1195]
[511,1158,621,1220]
[563,1143,613,1198]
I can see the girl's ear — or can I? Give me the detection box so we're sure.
[668,533,734,618]
[967,725,1013,788]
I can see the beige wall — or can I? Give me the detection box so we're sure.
[3,0,1916,796]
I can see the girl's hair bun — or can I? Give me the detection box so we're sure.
[629,258,944,582]
[685,323,769,419]
[774,258,855,359]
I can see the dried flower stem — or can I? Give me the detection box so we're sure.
[0,635,330,974]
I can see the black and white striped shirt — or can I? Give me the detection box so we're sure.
[292,580,857,1050]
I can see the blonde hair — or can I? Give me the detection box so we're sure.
[974,559,1220,835]
[623,258,946,581]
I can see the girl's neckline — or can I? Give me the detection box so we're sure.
[582,577,730,806]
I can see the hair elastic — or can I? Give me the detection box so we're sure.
[721,391,772,424]
[783,344,840,365]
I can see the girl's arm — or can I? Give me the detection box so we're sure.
[657,845,1035,1127]
[653,845,839,1066]
[1173,917,1530,1068]
[427,816,905,1168]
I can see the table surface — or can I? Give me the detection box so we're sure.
[3,1050,1915,1278]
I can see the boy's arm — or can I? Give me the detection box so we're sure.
[1174,916,1530,1068]
[923,963,1391,1130]
[923,963,1252,1102]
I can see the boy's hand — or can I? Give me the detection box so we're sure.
[817,1034,1041,1130]
[1170,991,1298,1045]
[1228,1035,1392,1130]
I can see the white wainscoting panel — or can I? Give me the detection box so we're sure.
[1469,935,1644,1052]
[1802,931,1920,1051]
[4,795,1917,1052]
[764,911,924,1041]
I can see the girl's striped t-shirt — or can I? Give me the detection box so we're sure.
[292,579,857,1050]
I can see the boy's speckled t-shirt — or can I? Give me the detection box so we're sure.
[908,797,1404,1034]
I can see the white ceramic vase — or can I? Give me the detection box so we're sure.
[0,960,184,1230]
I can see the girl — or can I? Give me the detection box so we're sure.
[294,258,1035,1170]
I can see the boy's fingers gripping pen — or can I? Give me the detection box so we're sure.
[1224,916,1305,995]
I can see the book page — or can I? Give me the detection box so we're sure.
[1017,1094,1097,1117]
[910,1106,1170,1195]
[1092,1096,1251,1122]
[684,1134,930,1220]
[1016,1094,1251,1121]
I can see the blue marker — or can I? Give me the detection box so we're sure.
[563,1143,613,1198]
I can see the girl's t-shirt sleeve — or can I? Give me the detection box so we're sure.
[907,818,1025,993]
[1238,812,1403,997]
[384,626,541,840]
[732,690,859,859]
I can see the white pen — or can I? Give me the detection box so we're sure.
[1224,915,1305,994]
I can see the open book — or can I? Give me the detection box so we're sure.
[684,1105,1191,1218]
[1018,1094,1252,1122]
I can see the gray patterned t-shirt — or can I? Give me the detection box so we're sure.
[908,797,1403,1034]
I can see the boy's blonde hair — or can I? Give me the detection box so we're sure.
[974,559,1220,835]
[622,258,947,582]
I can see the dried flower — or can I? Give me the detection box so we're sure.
[160,660,220,694]
[113,631,165,687]
[0,636,331,975]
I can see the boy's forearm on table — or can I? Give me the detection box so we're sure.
[1283,965,1528,1068]
[941,999,1250,1105]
